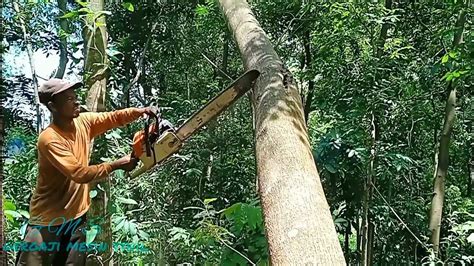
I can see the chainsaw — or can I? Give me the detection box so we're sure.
[130,69,260,178]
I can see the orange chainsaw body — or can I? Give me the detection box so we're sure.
[132,123,158,159]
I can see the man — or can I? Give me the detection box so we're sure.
[16,78,156,265]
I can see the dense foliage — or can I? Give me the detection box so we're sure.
[2,0,473,265]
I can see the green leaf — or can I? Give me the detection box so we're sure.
[325,163,337,173]
[86,225,99,244]
[5,210,22,219]
[117,197,138,205]
[138,229,150,240]
[226,250,248,265]
[4,200,16,211]
[17,210,30,219]
[243,204,262,230]
[129,221,138,235]
[90,190,98,199]
[441,54,449,64]
[448,51,457,58]
[105,130,121,140]
[169,227,189,242]
[348,150,355,158]
[184,168,202,176]
[223,203,242,219]
[204,198,217,205]
[467,233,474,244]
[76,0,88,7]
[60,11,78,19]
[78,7,91,14]
[114,218,126,232]
[123,220,130,234]
[20,223,28,239]
[195,4,209,16]
[132,235,139,243]
[122,2,134,12]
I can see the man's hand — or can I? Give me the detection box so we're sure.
[111,155,139,171]
[139,106,159,118]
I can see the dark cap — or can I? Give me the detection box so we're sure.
[38,79,83,105]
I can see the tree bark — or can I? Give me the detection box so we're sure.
[54,0,69,79]
[375,0,392,58]
[428,8,466,256]
[83,0,112,265]
[429,88,457,255]
[219,0,346,264]
[84,0,108,112]
[367,222,375,266]
[13,1,41,133]
[361,112,377,266]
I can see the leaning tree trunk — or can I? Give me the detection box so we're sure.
[429,88,457,255]
[219,0,346,264]
[428,8,466,256]
[83,0,112,265]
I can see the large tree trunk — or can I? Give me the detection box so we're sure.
[83,0,112,265]
[428,8,466,256]
[54,0,69,79]
[219,0,346,264]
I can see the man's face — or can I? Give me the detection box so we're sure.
[50,89,80,119]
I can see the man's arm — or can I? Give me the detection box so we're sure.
[44,141,113,183]
[82,107,155,139]
[43,142,138,183]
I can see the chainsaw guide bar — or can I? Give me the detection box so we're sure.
[130,69,260,178]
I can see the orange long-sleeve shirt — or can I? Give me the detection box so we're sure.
[29,108,143,226]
